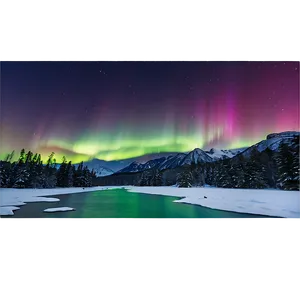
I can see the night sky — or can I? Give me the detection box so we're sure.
[1,61,299,163]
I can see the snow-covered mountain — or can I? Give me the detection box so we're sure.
[75,153,181,176]
[116,161,143,173]
[91,166,114,177]
[115,132,300,174]
[239,131,300,157]
[205,147,247,160]
[133,152,180,163]
[75,160,114,177]
[74,132,300,176]
[158,153,187,170]
[117,148,223,173]
[116,157,168,173]
[181,148,214,164]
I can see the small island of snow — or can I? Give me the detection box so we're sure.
[43,207,75,213]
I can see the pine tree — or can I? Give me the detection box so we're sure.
[290,136,300,190]
[25,151,33,165]
[214,160,224,187]
[32,153,38,163]
[66,161,74,187]
[214,160,231,188]
[244,149,268,189]
[228,163,245,188]
[57,156,68,187]
[12,165,30,188]
[42,151,57,188]
[18,149,26,164]
[260,148,277,188]
[36,154,41,165]
[0,161,11,187]
[275,141,298,190]
[152,170,162,186]
[177,168,193,187]
[85,166,93,187]
[28,157,41,188]
[139,172,147,186]
[4,154,10,163]
[244,161,268,189]
[74,162,85,186]
[205,164,215,186]
[138,170,152,186]
[90,169,97,184]
[192,164,205,186]
[6,162,16,187]
[37,161,46,188]
[5,150,15,163]
[43,160,57,188]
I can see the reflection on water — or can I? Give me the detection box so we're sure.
[5,188,268,218]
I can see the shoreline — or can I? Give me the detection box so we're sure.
[1,186,299,218]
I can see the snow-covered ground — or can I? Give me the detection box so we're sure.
[44,207,75,213]
[1,186,299,217]
[0,206,21,216]
[128,186,300,218]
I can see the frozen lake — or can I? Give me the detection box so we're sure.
[3,188,269,218]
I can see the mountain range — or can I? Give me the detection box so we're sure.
[116,147,246,174]
[82,131,300,176]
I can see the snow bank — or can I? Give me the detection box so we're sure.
[0,186,122,216]
[44,207,75,213]
[0,206,20,216]
[128,186,300,218]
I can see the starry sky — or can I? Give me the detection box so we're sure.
[1,61,299,163]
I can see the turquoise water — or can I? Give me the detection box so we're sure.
[4,188,268,218]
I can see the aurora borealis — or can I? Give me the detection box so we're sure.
[1,61,299,163]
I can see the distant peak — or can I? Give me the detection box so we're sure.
[266,131,300,140]
[192,147,204,153]
[208,148,217,153]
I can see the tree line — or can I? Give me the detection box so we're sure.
[97,136,299,191]
[0,149,96,188]
[1,137,299,190]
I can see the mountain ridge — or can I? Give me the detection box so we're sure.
[79,131,300,176]
[114,131,300,174]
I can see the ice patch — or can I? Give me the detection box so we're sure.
[44,207,75,213]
